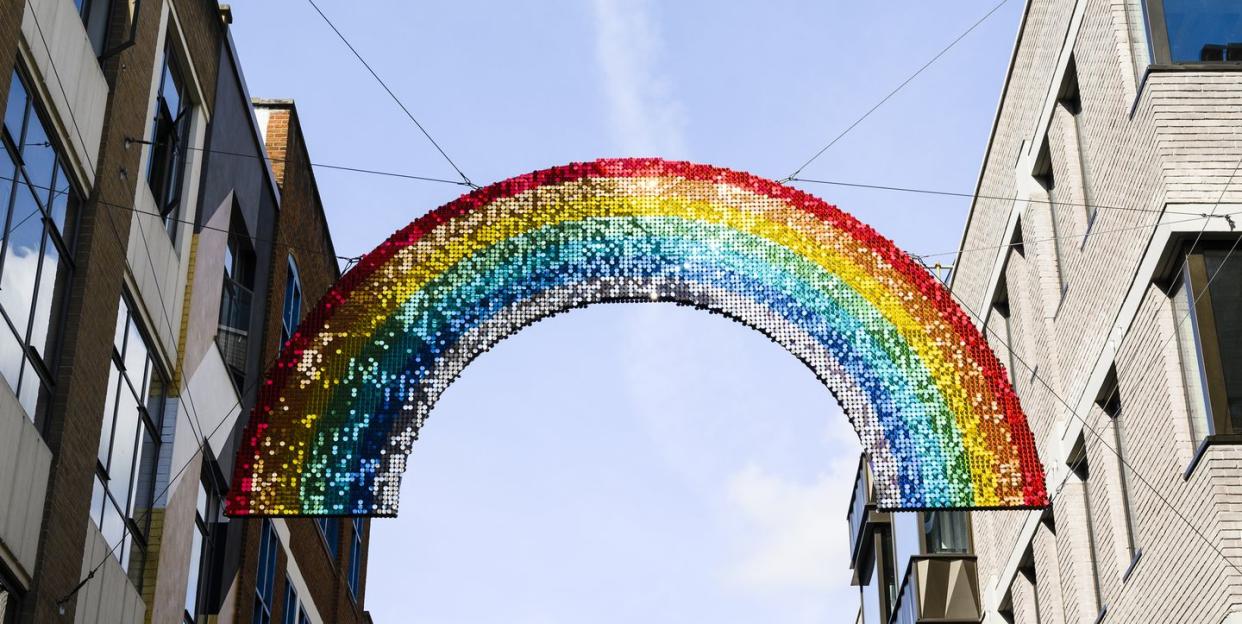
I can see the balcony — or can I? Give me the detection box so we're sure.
[217,277,253,389]
[848,454,890,578]
[890,555,981,624]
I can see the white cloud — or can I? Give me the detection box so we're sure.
[722,458,857,595]
[591,0,688,157]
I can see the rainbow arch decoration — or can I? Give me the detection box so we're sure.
[226,158,1048,517]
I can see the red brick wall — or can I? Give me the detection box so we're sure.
[251,101,370,624]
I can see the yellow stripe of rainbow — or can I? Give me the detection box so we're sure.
[227,159,1046,516]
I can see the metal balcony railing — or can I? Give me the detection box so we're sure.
[848,455,890,575]
[889,555,981,624]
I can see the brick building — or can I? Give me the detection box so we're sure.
[947,1,1242,623]
[0,2,370,622]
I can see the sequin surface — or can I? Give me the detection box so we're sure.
[225,159,1049,517]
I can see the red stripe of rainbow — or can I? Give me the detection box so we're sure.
[227,158,1047,516]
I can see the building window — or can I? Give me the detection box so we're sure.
[253,520,279,624]
[1017,550,1043,624]
[92,294,169,589]
[218,207,255,390]
[185,474,219,624]
[317,517,340,561]
[348,518,364,598]
[922,511,971,554]
[990,276,1016,384]
[147,38,192,237]
[1145,0,1242,63]
[1069,444,1106,617]
[74,0,113,57]
[281,577,299,624]
[1172,241,1242,443]
[1057,58,1095,230]
[281,255,302,346]
[1098,376,1141,570]
[1034,140,1069,300]
[877,528,897,622]
[0,68,78,423]
[0,567,20,624]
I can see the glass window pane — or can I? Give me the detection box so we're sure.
[82,0,111,57]
[4,73,26,141]
[0,183,45,339]
[1202,249,1242,430]
[90,475,106,526]
[1162,0,1242,62]
[99,498,126,556]
[923,510,970,554]
[16,359,39,416]
[98,361,121,464]
[282,580,297,624]
[130,424,158,528]
[0,140,15,183]
[20,112,56,194]
[1174,276,1212,443]
[124,318,150,392]
[28,227,62,362]
[162,62,182,119]
[185,517,203,618]
[49,163,70,234]
[107,385,140,499]
[115,299,129,355]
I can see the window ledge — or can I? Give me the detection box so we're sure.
[1147,62,1242,73]
[1183,434,1242,480]
[1122,548,1143,583]
[1052,283,1070,319]
[1093,605,1109,624]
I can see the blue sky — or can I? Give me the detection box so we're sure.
[229,1,1022,620]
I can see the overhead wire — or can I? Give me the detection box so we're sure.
[304,0,478,189]
[788,176,1223,218]
[0,173,361,266]
[782,0,1013,182]
[124,137,473,187]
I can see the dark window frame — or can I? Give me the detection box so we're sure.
[348,518,363,599]
[1096,369,1143,577]
[91,292,169,591]
[281,575,299,624]
[316,517,340,563]
[0,563,20,624]
[146,36,193,240]
[218,205,256,391]
[0,66,80,430]
[185,464,222,624]
[73,0,113,58]
[918,510,973,555]
[280,254,302,347]
[253,520,279,624]
[1034,139,1070,304]
[1068,442,1108,620]
[1143,0,1242,67]
[1167,238,1242,476]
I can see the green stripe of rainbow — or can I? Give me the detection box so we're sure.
[226,158,1047,517]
